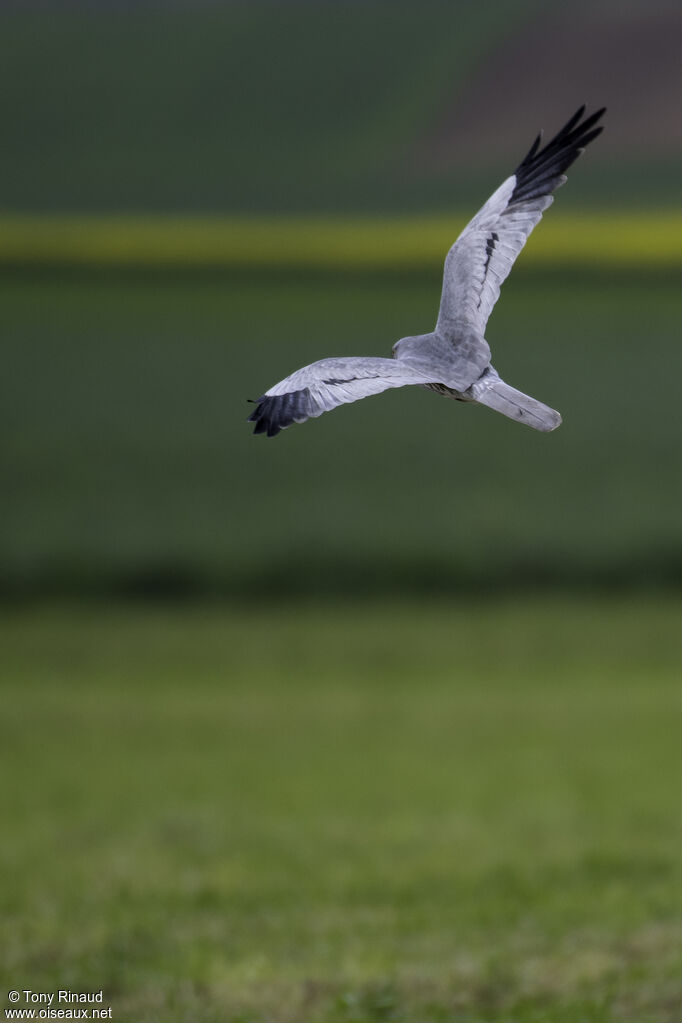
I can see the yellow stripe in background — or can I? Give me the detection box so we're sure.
[0,212,680,270]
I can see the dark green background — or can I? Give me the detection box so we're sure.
[1,0,680,596]
[2,270,680,597]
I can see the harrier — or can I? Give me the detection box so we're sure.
[249,106,605,437]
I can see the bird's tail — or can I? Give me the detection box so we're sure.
[469,368,562,432]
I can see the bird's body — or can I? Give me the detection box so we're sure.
[249,106,605,437]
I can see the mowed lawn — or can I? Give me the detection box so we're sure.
[1,597,681,1021]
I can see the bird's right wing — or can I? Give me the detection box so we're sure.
[436,106,605,337]
[248,356,435,436]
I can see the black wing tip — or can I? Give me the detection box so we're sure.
[511,105,605,203]
[517,105,607,171]
[247,388,311,438]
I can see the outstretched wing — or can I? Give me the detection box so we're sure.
[436,106,605,336]
[248,356,435,436]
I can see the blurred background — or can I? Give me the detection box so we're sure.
[1,0,680,598]
[1,2,681,1021]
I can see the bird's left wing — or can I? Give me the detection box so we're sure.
[248,356,436,436]
[436,106,605,337]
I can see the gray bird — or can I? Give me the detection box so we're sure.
[249,106,605,438]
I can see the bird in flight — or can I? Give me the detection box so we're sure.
[248,105,605,437]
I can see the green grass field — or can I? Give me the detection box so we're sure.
[1,1,627,217]
[1,597,681,1021]
[1,3,679,215]
[0,2,528,214]
[2,267,680,596]
[2,7,680,1020]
